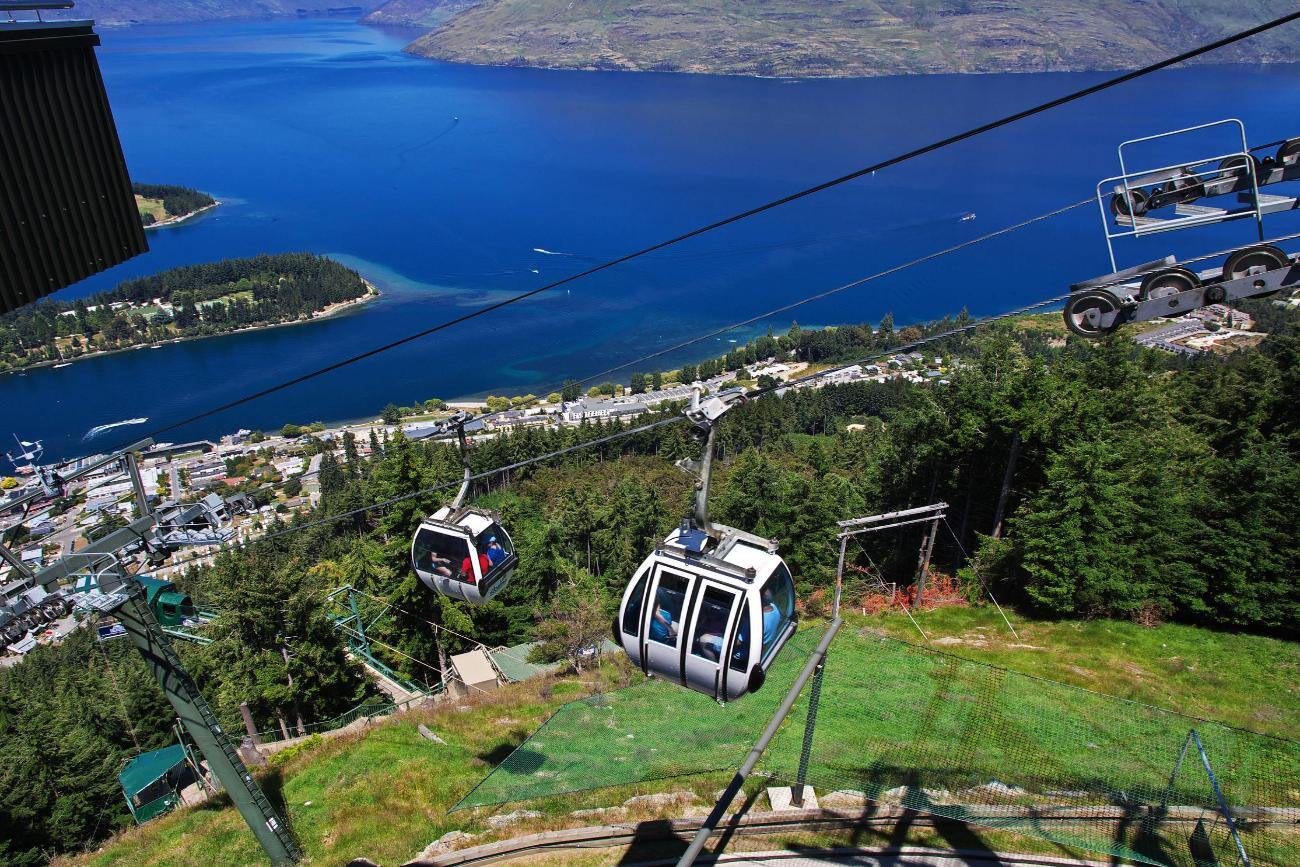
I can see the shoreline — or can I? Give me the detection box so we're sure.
[143,200,220,230]
[3,279,380,377]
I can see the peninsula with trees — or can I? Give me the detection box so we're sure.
[0,253,377,373]
[132,182,217,229]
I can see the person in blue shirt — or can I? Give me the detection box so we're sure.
[649,586,677,643]
[761,588,782,647]
[485,536,507,567]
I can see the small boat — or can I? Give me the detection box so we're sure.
[53,363,71,369]
[961,212,976,222]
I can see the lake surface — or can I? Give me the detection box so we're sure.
[5,18,1300,461]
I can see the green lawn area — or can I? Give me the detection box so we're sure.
[858,606,1299,737]
[68,610,1298,867]
[135,195,166,223]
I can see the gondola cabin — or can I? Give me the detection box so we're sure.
[616,521,797,702]
[411,506,516,605]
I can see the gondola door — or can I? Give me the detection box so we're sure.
[682,583,740,700]
[638,564,695,684]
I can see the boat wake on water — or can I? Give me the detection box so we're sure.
[83,418,148,441]
[532,248,573,256]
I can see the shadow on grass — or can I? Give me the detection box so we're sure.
[477,743,545,774]
[257,767,290,820]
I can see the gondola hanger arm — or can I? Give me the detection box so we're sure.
[686,387,747,430]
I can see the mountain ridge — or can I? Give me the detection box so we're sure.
[400,0,1300,78]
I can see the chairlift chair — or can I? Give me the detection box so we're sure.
[615,389,798,702]
[410,413,517,605]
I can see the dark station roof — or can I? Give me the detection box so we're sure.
[0,9,147,314]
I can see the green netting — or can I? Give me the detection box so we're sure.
[760,629,1300,866]
[452,626,828,810]
[454,625,1300,866]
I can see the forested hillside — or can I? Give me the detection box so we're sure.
[405,0,1300,77]
[0,253,372,371]
[4,306,1298,862]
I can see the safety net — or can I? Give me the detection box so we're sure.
[452,626,828,810]
[760,628,1300,866]
[454,625,1299,866]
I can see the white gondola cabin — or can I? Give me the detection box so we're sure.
[616,521,796,701]
[408,412,517,606]
[615,388,798,702]
[411,505,516,605]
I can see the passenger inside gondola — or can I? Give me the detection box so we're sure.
[761,564,796,659]
[485,536,507,566]
[649,575,687,643]
[461,547,490,583]
[413,528,475,583]
[692,587,733,662]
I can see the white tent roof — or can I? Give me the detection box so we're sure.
[451,648,498,688]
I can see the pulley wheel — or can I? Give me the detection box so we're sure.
[1277,138,1300,168]
[1222,245,1290,297]
[1218,154,1262,182]
[1063,291,1123,338]
[1138,267,1200,302]
[1110,187,1149,218]
[1223,244,1289,279]
[1164,167,1205,199]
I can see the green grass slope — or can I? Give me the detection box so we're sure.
[66,610,1297,866]
[406,0,1300,77]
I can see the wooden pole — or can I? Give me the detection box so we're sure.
[991,432,1021,540]
[913,517,939,607]
[239,701,262,747]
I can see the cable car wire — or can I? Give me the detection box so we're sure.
[85,189,1094,509]
[149,289,1071,578]
[334,585,540,671]
[334,193,1094,446]
[136,8,1300,443]
[526,197,1092,416]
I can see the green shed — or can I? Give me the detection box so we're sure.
[118,743,197,823]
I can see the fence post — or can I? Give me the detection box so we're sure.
[1162,730,1194,811]
[913,517,939,607]
[1190,730,1251,867]
[791,656,825,808]
[676,618,842,867]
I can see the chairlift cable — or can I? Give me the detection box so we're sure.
[941,517,971,558]
[213,193,1084,474]
[331,585,539,671]
[462,196,1093,431]
[132,8,1300,444]
[152,290,1071,577]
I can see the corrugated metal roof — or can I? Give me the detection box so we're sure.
[490,641,560,683]
[490,640,621,683]
[118,743,186,796]
[0,21,146,314]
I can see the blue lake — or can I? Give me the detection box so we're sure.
[5,18,1300,461]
